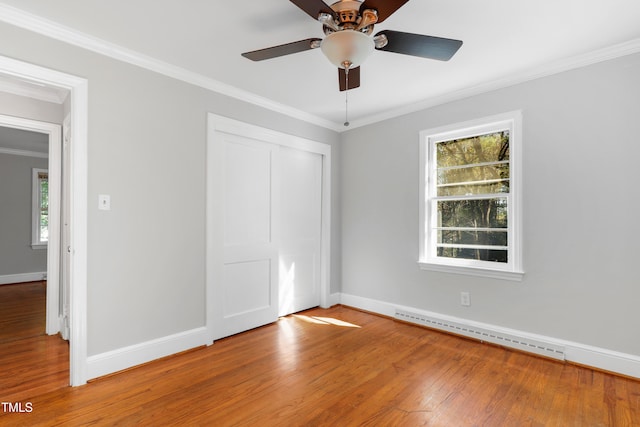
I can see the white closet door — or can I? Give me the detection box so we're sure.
[208,116,328,341]
[278,146,322,317]
[219,134,280,338]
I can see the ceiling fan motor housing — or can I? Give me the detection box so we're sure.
[327,1,378,32]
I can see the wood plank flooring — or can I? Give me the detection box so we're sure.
[0,334,69,403]
[0,281,47,343]
[0,281,70,404]
[1,305,639,426]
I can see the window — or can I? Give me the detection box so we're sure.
[419,111,523,281]
[32,168,49,248]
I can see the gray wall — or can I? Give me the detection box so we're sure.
[0,21,341,356]
[341,52,640,356]
[0,152,49,276]
[0,92,58,281]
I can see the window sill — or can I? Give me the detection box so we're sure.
[418,261,524,282]
[31,243,48,250]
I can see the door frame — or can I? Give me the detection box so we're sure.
[206,113,332,343]
[0,114,61,336]
[0,55,89,386]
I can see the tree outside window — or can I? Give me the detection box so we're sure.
[32,168,49,248]
[435,131,509,263]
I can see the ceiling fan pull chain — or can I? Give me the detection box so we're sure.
[343,61,350,127]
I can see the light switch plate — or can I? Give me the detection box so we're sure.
[98,194,111,211]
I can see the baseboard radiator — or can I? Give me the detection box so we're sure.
[395,309,566,361]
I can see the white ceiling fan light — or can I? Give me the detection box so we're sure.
[320,29,374,69]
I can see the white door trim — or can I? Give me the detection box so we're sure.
[60,113,71,340]
[0,114,61,336]
[206,114,332,343]
[0,55,89,386]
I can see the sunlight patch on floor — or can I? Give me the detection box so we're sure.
[293,314,361,328]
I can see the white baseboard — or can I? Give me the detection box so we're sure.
[0,272,46,285]
[339,293,640,379]
[86,327,209,381]
[328,292,341,307]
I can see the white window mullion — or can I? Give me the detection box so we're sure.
[437,178,509,189]
[435,227,507,232]
[437,243,509,251]
[437,159,509,172]
[433,193,509,202]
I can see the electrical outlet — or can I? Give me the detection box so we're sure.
[460,292,471,307]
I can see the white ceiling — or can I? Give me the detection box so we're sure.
[1,0,639,129]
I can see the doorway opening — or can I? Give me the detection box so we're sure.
[0,116,62,336]
[0,55,89,386]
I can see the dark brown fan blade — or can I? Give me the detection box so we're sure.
[338,67,361,91]
[242,38,322,61]
[375,30,462,61]
[360,0,410,23]
[289,0,334,20]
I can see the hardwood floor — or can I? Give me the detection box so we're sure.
[0,281,47,343]
[0,281,69,403]
[0,334,69,403]
[1,305,639,426]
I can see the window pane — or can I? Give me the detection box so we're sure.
[40,213,48,242]
[39,177,49,243]
[436,131,510,168]
[40,178,48,209]
[437,247,508,263]
[437,199,508,228]
[438,230,507,247]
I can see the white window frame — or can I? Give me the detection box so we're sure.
[418,111,524,281]
[32,167,48,249]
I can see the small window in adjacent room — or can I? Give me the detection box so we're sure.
[419,111,523,281]
[32,168,49,249]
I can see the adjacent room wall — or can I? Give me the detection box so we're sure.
[0,21,340,358]
[0,152,48,279]
[0,91,64,124]
[340,52,640,357]
[0,94,62,284]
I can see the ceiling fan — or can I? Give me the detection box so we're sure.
[242,0,463,92]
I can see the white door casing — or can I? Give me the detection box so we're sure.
[207,114,331,342]
[61,114,71,340]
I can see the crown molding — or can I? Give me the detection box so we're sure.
[347,38,640,129]
[0,3,341,132]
